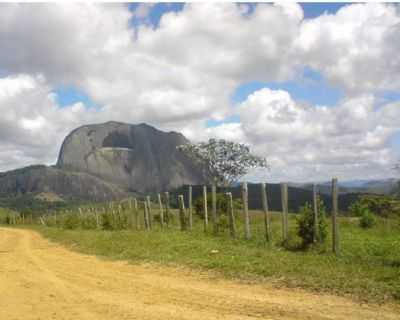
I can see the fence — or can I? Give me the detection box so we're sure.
[2,178,341,256]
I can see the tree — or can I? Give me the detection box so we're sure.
[177,139,268,186]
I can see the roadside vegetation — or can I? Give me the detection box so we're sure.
[2,194,399,304]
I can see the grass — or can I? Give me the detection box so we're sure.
[20,208,400,304]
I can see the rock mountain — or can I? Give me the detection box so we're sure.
[0,122,206,201]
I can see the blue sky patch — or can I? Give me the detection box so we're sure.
[128,2,350,30]
[54,86,98,109]
[300,2,350,19]
[231,67,343,107]
[206,115,241,128]
[129,3,184,29]
[381,91,400,104]
[390,132,400,157]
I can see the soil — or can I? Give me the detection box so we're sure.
[0,228,398,320]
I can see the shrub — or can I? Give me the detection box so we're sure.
[101,210,128,230]
[80,214,97,230]
[5,215,12,225]
[63,214,80,229]
[216,214,229,233]
[359,208,376,229]
[349,201,366,217]
[193,192,242,218]
[359,196,400,218]
[296,199,327,249]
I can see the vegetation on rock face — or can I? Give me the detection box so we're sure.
[177,139,268,186]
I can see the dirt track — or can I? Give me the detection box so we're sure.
[0,228,398,320]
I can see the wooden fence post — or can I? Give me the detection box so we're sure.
[226,192,236,238]
[313,183,319,243]
[188,186,193,231]
[157,193,164,228]
[133,198,139,230]
[212,183,218,235]
[331,178,340,255]
[95,208,100,229]
[203,185,208,232]
[132,198,139,230]
[146,196,153,229]
[242,182,251,239]
[144,201,150,230]
[128,198,133,229]
[261,183,272,243]
[178,195,186,231]
[164,192,170,226]
[280,183,289,242]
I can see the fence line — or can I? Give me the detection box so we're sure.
[2,178,342,255]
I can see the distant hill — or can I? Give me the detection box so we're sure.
[290,178,399,196]
[0,165,127,201]
[171,183,363,213]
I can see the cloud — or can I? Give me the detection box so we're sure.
[296,3,400,93]
[0,3,302,127]
[231,88,399,182]
[0,74,98,170]
[0,2,399,182]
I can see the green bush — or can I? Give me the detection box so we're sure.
[359,209,376,229]
[63,214,80,229]
[359,196,400,218]
[296,199,327,249]
[349,201,366,217]
[80,214,98,230]
[101,210,128,230]
[193,192,242,218]
[216,214,229,233]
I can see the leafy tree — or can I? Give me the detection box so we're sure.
[296,199,327,248]
[177,138,268,186]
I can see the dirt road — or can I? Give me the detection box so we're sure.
[0,228,398,320]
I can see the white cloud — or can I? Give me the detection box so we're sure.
[0,3,302,128]
[296,3,400,93]
[0,2,399,182]
[232,88,400,182]
[0,74,97,170]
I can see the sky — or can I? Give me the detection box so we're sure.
[0,2,399,183]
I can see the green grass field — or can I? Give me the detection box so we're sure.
[21,209,400,304]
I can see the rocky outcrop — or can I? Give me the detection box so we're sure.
[56,121,206,193]
[0,122,206,201]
